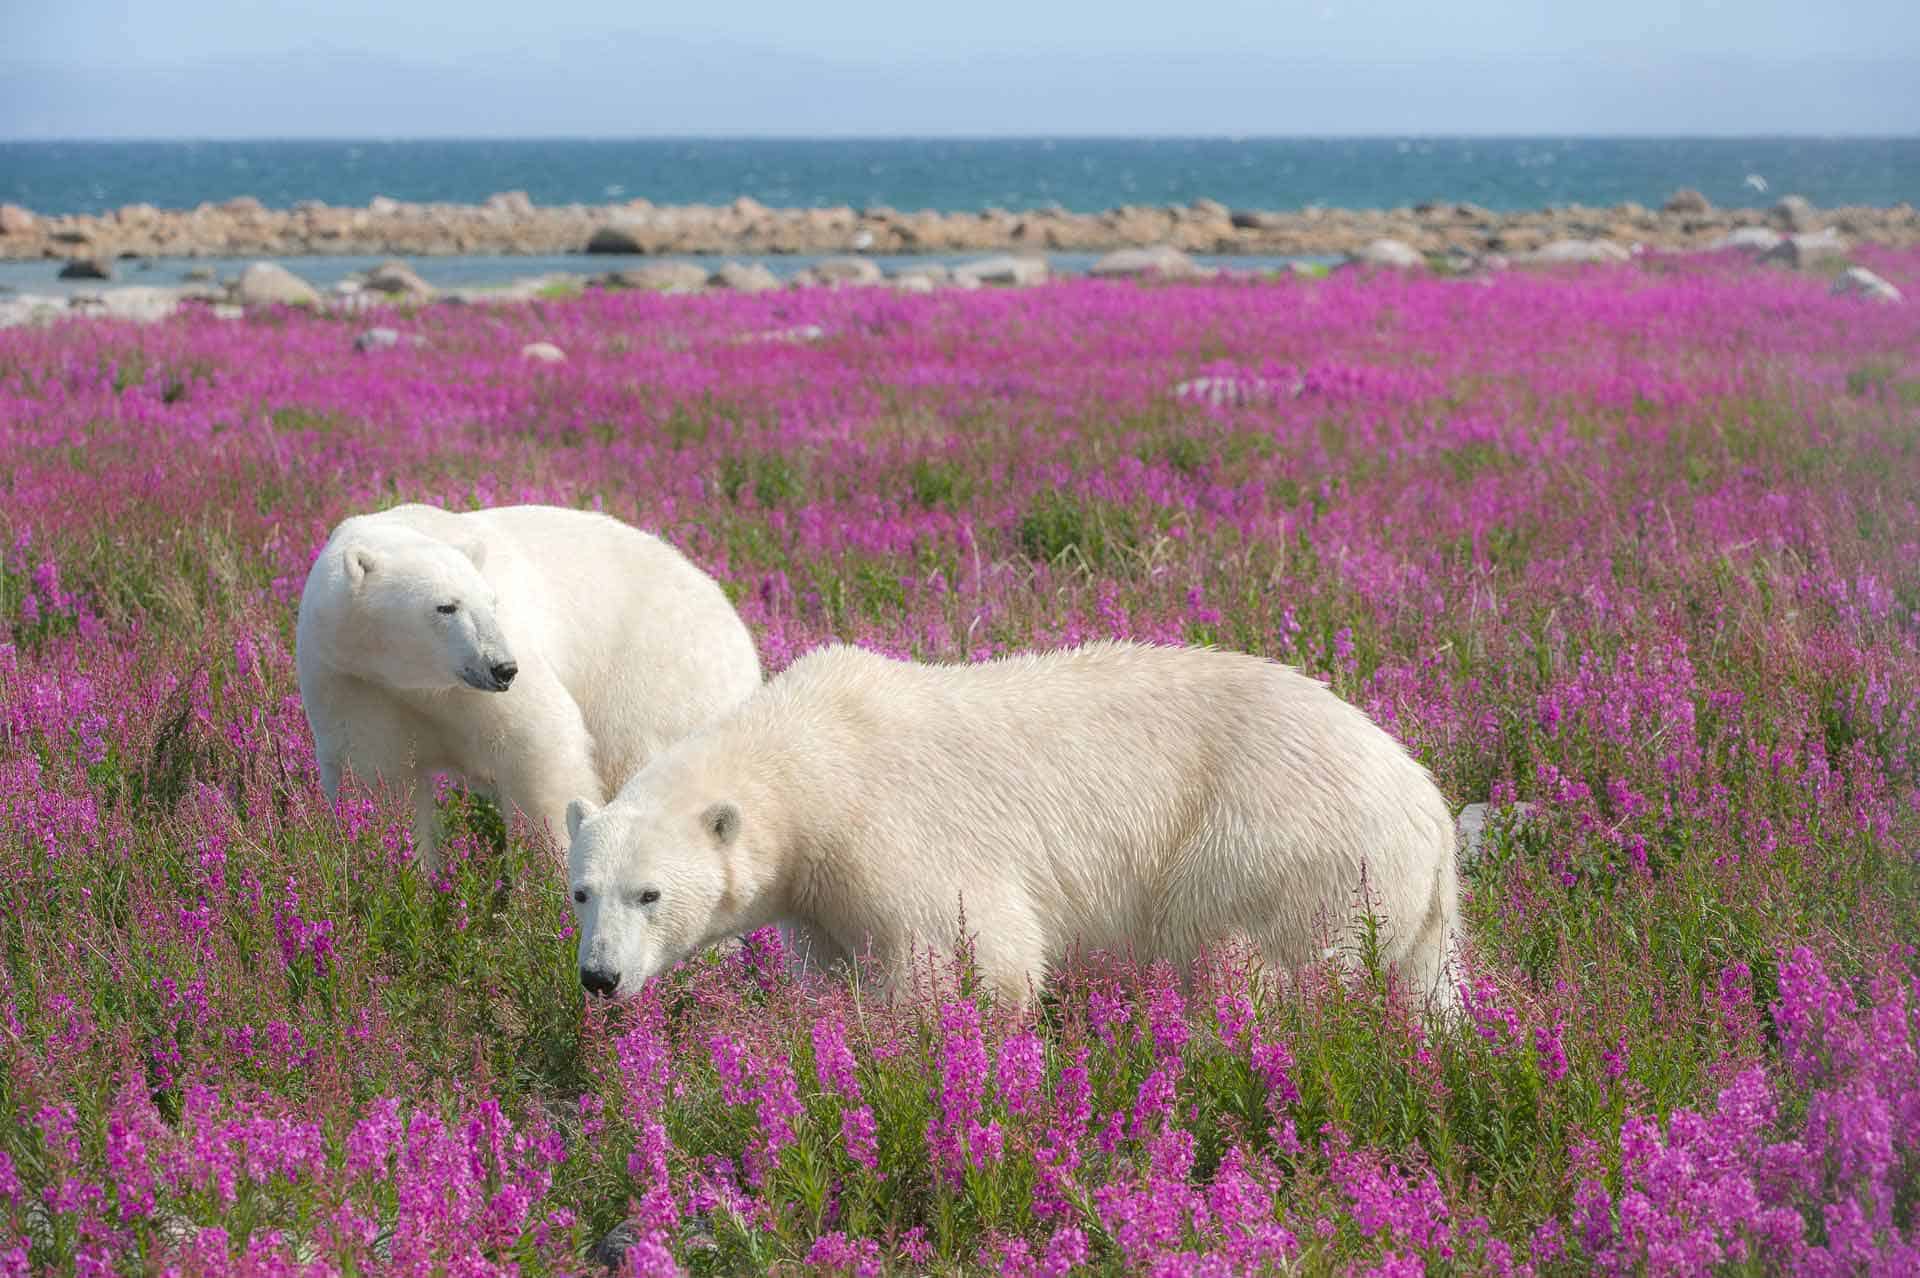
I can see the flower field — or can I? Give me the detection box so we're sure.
[3,251,1920,1276]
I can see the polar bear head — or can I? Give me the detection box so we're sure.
[329,527,519,693]
[565,781,761,999]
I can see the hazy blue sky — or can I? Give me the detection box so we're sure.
[5,0,1917,137]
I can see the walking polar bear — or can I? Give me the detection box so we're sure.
[295,503,762,871]
[564,640,1460,1012]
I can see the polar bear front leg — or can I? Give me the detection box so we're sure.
[312,689,444,875]
[484,673,607,856]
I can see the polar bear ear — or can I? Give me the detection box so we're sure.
[565,797,598,843]
[456,539,487,571]
[343,545,378,586]
[702,801,741,846]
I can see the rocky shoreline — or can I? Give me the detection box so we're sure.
[3,188,1917,265]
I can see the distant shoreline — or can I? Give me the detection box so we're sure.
[4,192,1917,263]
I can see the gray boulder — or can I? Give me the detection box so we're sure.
[1662,188,1712,215]
[1173,375,1303,407]
[236,262,320,307]
[521,341,567,363]
[354,327,402,353]
[98,286,180,323]
[1710,227,1785,254]
[1230,209,1288,231]
[1516,239,1632,265]
[58,257,114,281]
[812,256,885,285]
[1090,245,1203,279]
[589,1223,639,1271]
[485,190,535,219]
[1770,195,1817,232]
[893,263,951,284]
[1831,267,1902,304]
[954,254,1049,287]
[365,260,435,298]
[710,262,781,292]
[1344,239,1426,270]
[1457,802,1538,870]
[735,324,826,345]
[1762,228,1847,269]
[585,224,647,254]
[600,261,709,292]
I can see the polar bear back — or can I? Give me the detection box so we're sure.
[721,641,1455,979]
[427,503,758,784]
[305,502,763,800]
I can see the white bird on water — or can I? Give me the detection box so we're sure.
[1744,174,1769,193]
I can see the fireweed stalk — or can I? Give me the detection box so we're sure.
[2,250,1919,1273]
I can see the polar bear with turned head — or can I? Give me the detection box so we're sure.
[295,503,762,871]
[564,640,1460,1013]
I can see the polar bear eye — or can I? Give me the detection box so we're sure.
[436,602,458,616]
[638,889,661,906]
[572,888,587,905]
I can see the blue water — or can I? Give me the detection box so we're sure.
[0,251,1347,297]
[4,138,1917,217]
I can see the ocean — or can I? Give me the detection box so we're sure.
[4,137,1917,217]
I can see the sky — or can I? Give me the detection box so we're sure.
[3,0,1918,138]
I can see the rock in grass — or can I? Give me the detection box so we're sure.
[1090,245,1203,279]
[98,287,180,323]
[1762,229,1847,270]
[709,261,781,292]
[893,263,950,285]
[587,1223,638,1271]
[354,327,401,353]
[812,256,885,285]
[1517,239,1632,265]
[954,254,1050,287]
[59,257,115,281]
[734,324,826,345]
[1457,802,1537,870]
[598,261,710,293]
[1344,239,1425,270]
[1710,227,1784,254]
[1173,375,1303,407]
[365,260,435,298]
[236,262,320,307]
[520,341,567,363]
[0,295,67,328]
[1831,267,1902,304]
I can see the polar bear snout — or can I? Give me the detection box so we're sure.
[580,965,620,997]
[459,655,519,692]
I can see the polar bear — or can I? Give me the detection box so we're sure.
[295,503,762,871]
[563,640,1460,1013]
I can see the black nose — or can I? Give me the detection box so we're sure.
[580,967,619,997]
[490,661,518,689]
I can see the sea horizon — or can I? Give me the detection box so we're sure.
[7,135,1918,218]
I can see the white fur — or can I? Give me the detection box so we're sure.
[296,503,762,870]
[566,640,1461,1012]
